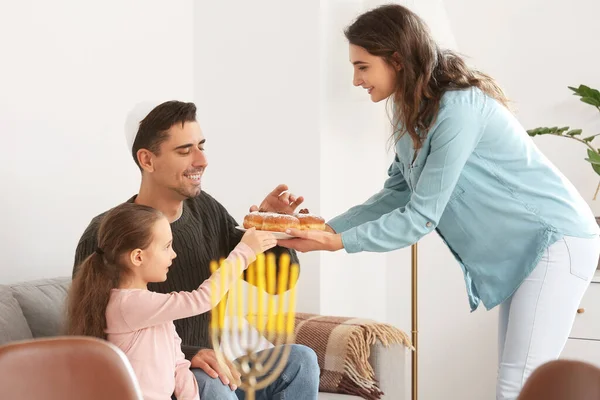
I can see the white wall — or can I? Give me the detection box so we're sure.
[3,1,598,400]
[0,0,195,284]
[319,0,392,322]
[193,0,323,313]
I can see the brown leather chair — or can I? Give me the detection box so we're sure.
[0,336,144,400]
[518,359,600,400]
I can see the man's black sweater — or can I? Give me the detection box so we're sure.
[72,192,299,360]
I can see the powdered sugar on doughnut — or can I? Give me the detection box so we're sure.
[262,213,299,222]
[295,213,322,218]
[251,211,299,220]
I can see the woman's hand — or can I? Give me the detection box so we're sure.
[277,228,344,253]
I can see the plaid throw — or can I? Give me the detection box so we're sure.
[293,313,413,400]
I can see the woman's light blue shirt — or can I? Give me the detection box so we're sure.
[328,87,599,311]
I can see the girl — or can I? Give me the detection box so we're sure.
[278,4,600,399]
[67,202,276,400]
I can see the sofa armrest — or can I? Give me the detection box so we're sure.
[292,313,413,399]
[369,341,411,400]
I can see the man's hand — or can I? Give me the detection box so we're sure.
[191,349,241,391]
[249,184,304,214]
[277,228,344,253]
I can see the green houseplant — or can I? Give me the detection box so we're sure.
[527,85,600,199]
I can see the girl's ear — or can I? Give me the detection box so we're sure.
[129,249,143,267]
[391,52,403,71]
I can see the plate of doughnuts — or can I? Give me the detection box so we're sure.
[237,209,326,239]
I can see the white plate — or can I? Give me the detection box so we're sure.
[235,226,295,239]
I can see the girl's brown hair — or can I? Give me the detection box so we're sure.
[67,202,164,339]
[344,4,509,149]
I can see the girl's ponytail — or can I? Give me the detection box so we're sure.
[67,250,119,339]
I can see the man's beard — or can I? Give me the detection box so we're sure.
[173,185,202,199]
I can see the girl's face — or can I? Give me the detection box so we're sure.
[349,44,399,103]
[131,217,177,283]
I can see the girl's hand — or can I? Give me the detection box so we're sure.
[277,229,344,253]
[241,227,278,255]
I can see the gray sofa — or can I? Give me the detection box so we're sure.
[0,277,410,400]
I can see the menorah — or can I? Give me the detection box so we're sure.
[209,252,299,400]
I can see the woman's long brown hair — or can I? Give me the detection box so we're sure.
[345,4,510,149]
[67,202,163,339]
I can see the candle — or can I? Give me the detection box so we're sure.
[286,264,299,335]
[247,261,255,327]
[266,253,276,336]
[256,253,266,334]
[219,259,227,330]
[236,257,243,333]
[228,259,236,328]
[210,260,218,329]
[276,253,290,334]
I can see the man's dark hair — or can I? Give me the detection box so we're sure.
[131,101,197,169]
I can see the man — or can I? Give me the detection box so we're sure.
[72,100,320,399]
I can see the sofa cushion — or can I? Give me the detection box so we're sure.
[0,285,33,345]
[10,277,71,338]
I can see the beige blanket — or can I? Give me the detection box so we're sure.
[293,313,413,400]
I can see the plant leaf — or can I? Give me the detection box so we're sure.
[581,97,600,107]
[527,126,573,136]
[587,149,600,163]
[528,127,545,136]
[584,86,600,101]
[592,163,600,177]
[578,85,593,97]
[585,158,600,165]
[570,85,600,103]
[567,129,583,136]
[569,85,587,97]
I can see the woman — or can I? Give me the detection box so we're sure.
[278,4,600,399]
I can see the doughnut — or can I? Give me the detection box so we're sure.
[242,211,300,232]
[243,211,264,230]
[262,213,300,232]
[242,209,325,233]
[294,208,326,230]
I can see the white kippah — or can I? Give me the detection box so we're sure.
[124,100,162,153]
